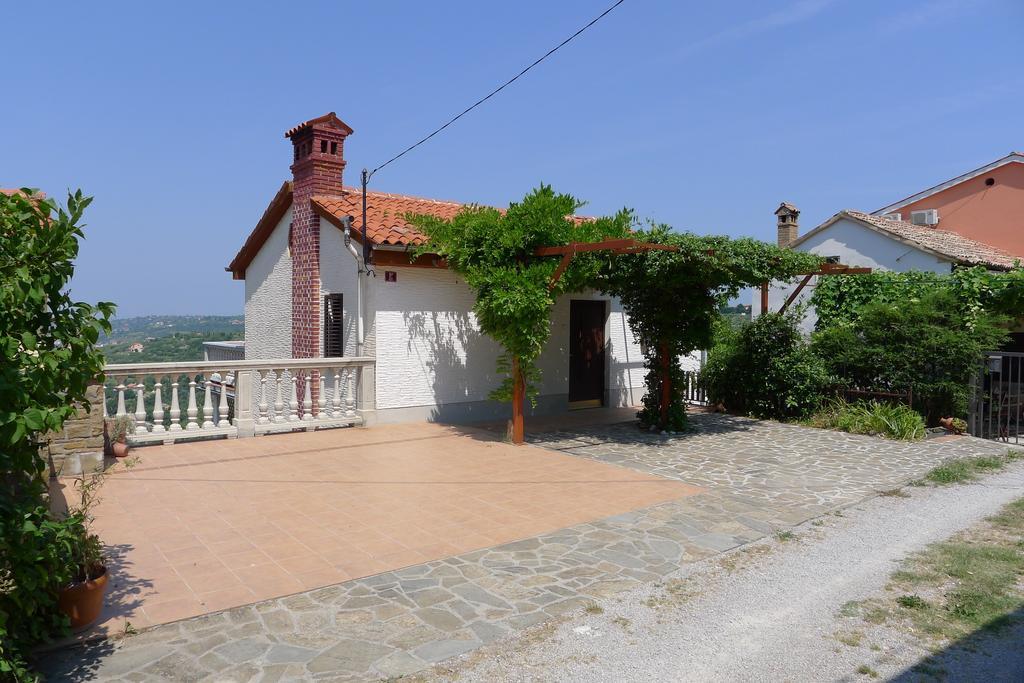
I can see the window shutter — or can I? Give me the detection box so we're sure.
[323,294,344,357]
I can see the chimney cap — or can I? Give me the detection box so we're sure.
[775,202,799,216]
[284,112,354,139]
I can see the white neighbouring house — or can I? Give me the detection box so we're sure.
[756,194,1021,333]
[226,113,660,425]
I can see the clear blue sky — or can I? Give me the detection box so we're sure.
[3,0,1021,317]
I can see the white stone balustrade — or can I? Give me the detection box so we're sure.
[103,357,375,445]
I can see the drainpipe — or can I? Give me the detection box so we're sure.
[341,216,366,355]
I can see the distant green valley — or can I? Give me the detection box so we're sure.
[100,315,243,363]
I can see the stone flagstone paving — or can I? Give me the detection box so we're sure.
[37,414,1011,681]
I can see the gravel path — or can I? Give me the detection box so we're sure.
[430,460,1024,682]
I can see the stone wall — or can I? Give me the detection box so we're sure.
[43,383,105,477]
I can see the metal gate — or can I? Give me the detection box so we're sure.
[969,351,1024,444]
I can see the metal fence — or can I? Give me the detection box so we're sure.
[969,351,1024,444]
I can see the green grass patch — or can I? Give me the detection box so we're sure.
[855,664,879,678]
[874,496,1024,643]
[807,399,925,440]
[924,451,1020,485]
[775,530,796,542]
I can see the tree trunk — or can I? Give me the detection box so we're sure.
[511,356,525,445]
[659,340,671,429]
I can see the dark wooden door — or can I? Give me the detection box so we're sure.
[569,300,606,406]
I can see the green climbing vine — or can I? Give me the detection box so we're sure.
[811,265,1024,330]
[598,225,822,431]
[407,185,630,404]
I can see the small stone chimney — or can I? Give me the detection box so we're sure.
[284,113,354,358]
[775,202,800,248]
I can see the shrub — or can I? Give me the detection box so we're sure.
[0,189,113,679]
[808,399,925,440]
[811,290,1007,425]
[701,311,832,420]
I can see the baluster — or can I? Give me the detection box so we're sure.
[274,371,285,422]
[202,377,214,429]
[317,372,328,420]
[218,373,229,427]
[258,371,270,424]
[186,377,199,430]
[134,383,147,434]
[115,382,127,417]
[288,373,300,421]
[332,369,342,418]
[302,372,314,422]
[152,378,165,433]
[345,368,356,417]
[169,379,182,431]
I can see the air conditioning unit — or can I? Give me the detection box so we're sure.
[910,209,939,226]
[881,212,902,221]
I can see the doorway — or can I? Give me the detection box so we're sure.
[569,299,606,409]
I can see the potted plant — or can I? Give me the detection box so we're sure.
[57,470,109,630]
[104,414,133,457]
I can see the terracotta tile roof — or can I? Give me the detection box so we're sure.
[229,182,592,278]
[1,188,45,198]
[313,188,469,247]
[844,210,1020,269]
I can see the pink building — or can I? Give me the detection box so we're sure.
[874,152,1024,257]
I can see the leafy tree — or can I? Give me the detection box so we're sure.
[0,189,113,679]
[702,311,832,420]
[811,289,1007,424]
[407,185,630,410]
[599,225,821,429]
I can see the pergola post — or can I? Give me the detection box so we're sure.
[511,356,525,444]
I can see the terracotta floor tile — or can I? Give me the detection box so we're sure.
[143,597,206,624]
[83,419,700,630]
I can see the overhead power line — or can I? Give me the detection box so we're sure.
[367,0,628,179]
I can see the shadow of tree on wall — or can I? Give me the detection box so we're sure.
[403,309,507,423]
[890,606,1024,681]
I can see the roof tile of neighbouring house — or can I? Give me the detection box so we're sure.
[312,188,467,247]
[844,209,1020,269]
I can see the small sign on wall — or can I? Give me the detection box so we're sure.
[384,271,397,283]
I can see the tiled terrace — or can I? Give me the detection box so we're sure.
[56,421,700,634]
[40,412,1013,681]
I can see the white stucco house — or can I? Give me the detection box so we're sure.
[756,205,1020,333]
[226,113,675,425]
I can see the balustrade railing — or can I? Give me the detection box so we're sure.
[103,357,375,445]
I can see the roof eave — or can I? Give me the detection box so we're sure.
[873,152,1024,216]
[227,181,293,280]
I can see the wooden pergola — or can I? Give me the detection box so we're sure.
[504,238,680,444]
[760,262,872,315]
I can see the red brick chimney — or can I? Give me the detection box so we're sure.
[775,202,800,248]
[284,113,353,358]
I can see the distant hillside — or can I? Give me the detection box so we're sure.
[99,315,244,363]
[102,332,243,364]
[101,315,243,345]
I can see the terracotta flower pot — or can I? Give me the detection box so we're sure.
[111,441,130,458]
[58,566,108,630]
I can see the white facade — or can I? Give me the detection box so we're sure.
[754,215,953,332]
[243,203,652,424]
[244,207,293,358]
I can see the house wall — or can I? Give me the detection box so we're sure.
[891,161,1024,257]
[754,216,952,332]
[244,206,293,359]
[238,206,288,358]
[365,266,647,424]
[319,223,361,357]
